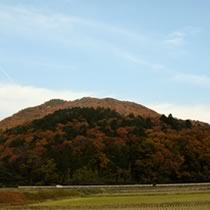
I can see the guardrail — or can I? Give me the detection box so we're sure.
[18,183,210,189]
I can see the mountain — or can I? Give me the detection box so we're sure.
[1,106,210,186]
[0,97,159,130]
[1,97,210,186]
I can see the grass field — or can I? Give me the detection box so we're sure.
[0,185,210,210]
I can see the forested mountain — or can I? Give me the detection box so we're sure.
[0,106,210,186]
[0,97,159,130]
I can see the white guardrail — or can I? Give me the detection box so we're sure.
[18,183,210,189]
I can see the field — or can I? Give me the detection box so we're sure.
[0,184,210,210]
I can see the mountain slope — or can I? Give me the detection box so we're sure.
[0,107,210,185]
[0,97,159,130]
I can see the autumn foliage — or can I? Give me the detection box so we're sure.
[0,107,210,186]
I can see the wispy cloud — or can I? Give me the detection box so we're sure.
[113,48,165,72]
[149,103,210,124]
[0,83,94,120]
[174,73,210,88]
[14,59,77,72]
[0,6,79,36]
[0,64,15,84]
[163,32,186,48]
[184,26,202,36]
[113,48,146,65]
[163,26,202,49]
[1,4,199,76]
[0,5,145,44]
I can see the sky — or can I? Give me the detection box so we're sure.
[0,0,210,123]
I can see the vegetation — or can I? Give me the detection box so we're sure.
[0,107,210,186]
[32,193,210,206]
[2,205,210,210]
[0,185,210,209]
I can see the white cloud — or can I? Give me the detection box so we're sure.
[0,5,145,44]
[112,48,165,72]
[0,83,94,120]
[184,26,202,36]
[149,103,210,124]
[113,49,146,65]
[0,6,78,35]
[174,73,210,88]
[151,64,165,70]
[0,65,14,84]
[0,83,209,124]
[164,32,186,48]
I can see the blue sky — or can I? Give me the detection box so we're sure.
[0,0,210,123]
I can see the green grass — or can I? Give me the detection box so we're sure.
[1,186,210,210]
[31,192,210,206]
[1,203,210,210]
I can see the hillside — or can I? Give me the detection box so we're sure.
[0,107,210,186]
[0,97,159,130]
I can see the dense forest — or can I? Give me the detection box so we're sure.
[0,107,210,186]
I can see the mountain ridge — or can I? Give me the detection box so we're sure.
[0,97,159,130]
